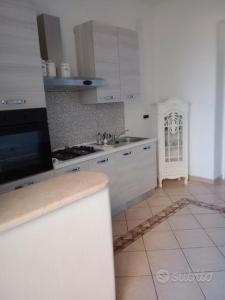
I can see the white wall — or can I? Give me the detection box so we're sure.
[147,0,225,180]
[34,0,225,180]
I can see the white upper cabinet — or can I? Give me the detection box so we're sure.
[74,21,121,104]
[74,21,140,104]
[0,0,46,110]
[118,27,140,101]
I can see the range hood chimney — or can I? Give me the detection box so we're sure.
[37,14,105,91]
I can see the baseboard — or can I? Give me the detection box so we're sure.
[189,175,223,185]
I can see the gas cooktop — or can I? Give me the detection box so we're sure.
[52,145,102,161]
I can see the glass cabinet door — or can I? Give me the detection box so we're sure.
[164,112,183,163]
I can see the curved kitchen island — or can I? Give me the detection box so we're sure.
[0,172,115,300]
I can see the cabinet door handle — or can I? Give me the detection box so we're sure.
[97,158,109,164]
[143,146,151,150]
[127,95,135,100]
[66,167,81,173]
[1,99,26,105]
[104,96,116,100]
[123,151,132,156]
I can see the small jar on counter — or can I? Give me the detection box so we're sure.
[41,60,47,77]
[59,62,71,78]
[46,60,56,77]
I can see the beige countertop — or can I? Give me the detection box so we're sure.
[54,137,157,169]
[0,172,108,234]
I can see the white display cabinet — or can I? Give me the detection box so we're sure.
[157,98,189,187]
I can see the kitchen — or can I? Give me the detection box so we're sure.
[1,0,225,299]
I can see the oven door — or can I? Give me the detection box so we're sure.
[0,121,53,184]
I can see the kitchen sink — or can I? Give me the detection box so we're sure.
[91,136,148,149]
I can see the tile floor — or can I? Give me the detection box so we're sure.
[113,179,225,300]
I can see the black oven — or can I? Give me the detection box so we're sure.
[0,108,53,184]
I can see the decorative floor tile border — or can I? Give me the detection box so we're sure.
[113,198,225,254]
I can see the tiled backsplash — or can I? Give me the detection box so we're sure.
[46,92,125,149]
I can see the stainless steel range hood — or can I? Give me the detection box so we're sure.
[44,77,106,92]
[37,14,106,92]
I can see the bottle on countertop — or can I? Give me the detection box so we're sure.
[59,62,71,78]
[46,60,56,77]
[41,60,47,77]
[96,132,102,145]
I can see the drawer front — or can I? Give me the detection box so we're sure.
[54,161,89,176]
[89,155,115,172]
[136,143,157,163]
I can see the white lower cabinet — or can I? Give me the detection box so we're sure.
[54,161,89,176]
[88,155,117,202]
[88,142,157,214]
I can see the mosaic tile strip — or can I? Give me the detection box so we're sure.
[113,197,225,254]
[187,198,225,213]
[113,198,189,254]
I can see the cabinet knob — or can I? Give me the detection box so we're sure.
[1,99,26,105]
[104,96,116,100]
[97,158,109,164]
[123,151,132,156]
[67,167,81,173]
[143,146,151,150]
[127,95,135,100]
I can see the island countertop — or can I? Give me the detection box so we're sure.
[0,172,109,234]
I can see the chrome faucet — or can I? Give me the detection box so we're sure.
[116,129,129,139]
[96,129,129,145]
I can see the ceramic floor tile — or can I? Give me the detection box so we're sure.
[162,179,186,188]
[153,277,205,300]
[174,229,214,248]
[125,207,152,221]
[215,192,225,202]
[122,238,145,252]
[194,214,225,228]
[165,189,191,197]
[143,231,180,251]
[153,188,168,197]
[169,194,194,202]
[115,251,151,277]
[219,246,225,257]
[187,185,212,195]
[112,221,127,236]
[151,220,171,232]
[129,200,149,210]
[194,194,225,205]
[127,219,147,231]
[188,205,217,214]
[205,228,225,246]
[199,271,225,300]
[146,196,172,207]
[147,249,191,275]
[113,212,126,221]
[116,276,157,300]
[208,184,225,193]
[173,207,191,216]
[183,247,225,272]
[151,205,170,215]
[168,215,201,230]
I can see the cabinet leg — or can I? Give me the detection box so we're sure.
[184,177,188,185]
[158,178,163,188]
